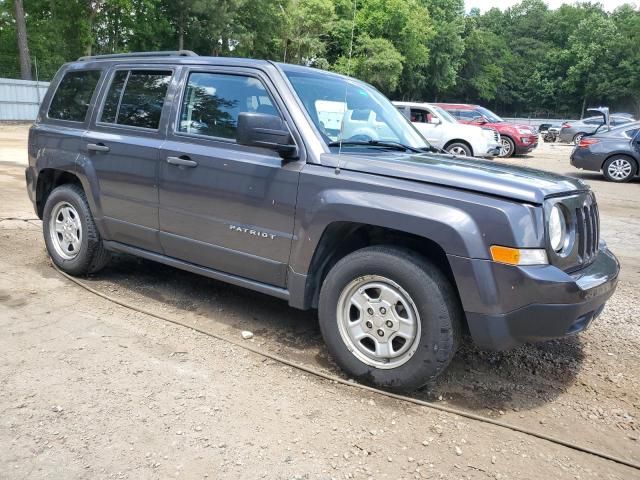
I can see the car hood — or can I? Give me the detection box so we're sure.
[448,122,493,137]
[322,152,588,204]
[492,122,535,131]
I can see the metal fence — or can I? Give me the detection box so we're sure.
[0,78,50,121]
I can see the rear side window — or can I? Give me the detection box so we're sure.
[100,70,172,130]
[624,128,639,138]
[48,70,101,122]
[178,72,279,140]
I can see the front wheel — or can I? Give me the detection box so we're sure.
[318,246,462,392]
[498,137,515,158]
[603,156,637,183]
[445,142,472,157]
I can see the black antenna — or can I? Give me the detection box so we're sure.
[336,0,357,175]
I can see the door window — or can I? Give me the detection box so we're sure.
[410,109,432,123]
[451,109,476,121]
[178,72,279,140]
[48,70,101,122]
[99,70,172,130]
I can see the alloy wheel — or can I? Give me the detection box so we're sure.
[499,138,512,157]
[607,158,633,181]
[336,275,421,369]
[49,201,82,260]
[448,145,468,156]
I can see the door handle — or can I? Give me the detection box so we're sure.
[167,156,198,168]
[87,143,110,153]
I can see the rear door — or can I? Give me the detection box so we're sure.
[82,66,176,252]
[158,66,302,287]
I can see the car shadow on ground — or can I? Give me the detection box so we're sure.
[85,252,585,413]
[568,171,640,184]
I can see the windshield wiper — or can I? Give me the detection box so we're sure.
[328,140,423,153]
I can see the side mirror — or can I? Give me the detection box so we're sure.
[430,117,441,125]
[237,112,298,159]
[473,116,487,124]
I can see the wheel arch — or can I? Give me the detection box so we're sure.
[35,168,83,219]
[291,222,464,321]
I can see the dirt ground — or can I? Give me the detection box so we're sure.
[0,123,638,479]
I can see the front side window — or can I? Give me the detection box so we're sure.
[48,70,101,122]
[452,110,476,120]
[475,106,503,123]
[410,109,431,123]
[611,117,631,126]
[100,70,172,130]
[179,72,279,140]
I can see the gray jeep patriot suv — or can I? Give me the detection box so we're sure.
[26,51,619,391]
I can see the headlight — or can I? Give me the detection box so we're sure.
[517,128,533,135]
[549,205,567,252]
[481,128,495,138]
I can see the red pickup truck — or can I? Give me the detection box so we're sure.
[436,103,538,158]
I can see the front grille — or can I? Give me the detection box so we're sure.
[494,131,499,142]
[575,202,599,264]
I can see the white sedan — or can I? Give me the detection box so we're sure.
[394,101,501,158]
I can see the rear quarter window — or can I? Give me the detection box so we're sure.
[48,70,102,122]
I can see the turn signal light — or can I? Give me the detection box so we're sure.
[490,246,548,266]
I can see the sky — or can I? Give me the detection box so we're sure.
[465,0,639,12]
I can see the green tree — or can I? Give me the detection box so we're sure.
[334,34,404,94]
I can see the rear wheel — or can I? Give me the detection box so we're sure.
[43,184,111,276]
[318,246,462,392]
[603,156,637,183]
[445,142,472,157]
[498,137,515,158]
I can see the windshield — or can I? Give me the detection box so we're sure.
[428,105,457,124]
[476,106,503,123]
[283,68,429,152]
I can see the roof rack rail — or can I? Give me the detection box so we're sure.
[77,50,198,61]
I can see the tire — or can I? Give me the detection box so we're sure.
[573,133,586,145]
[445,142,472,157]
[498,136,515,158]
[602,156,637,183]
[42,184,111,276]
[318,246,462,392]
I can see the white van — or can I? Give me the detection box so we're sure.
[394,101,501,158]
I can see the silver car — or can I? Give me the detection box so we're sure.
[559,114,635,144]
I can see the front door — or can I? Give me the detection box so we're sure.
[158,67,301,287]
[82,67,175,252]
[410,108,443,147]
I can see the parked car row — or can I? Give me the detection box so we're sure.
[393,102,501,158]
[395,101,540,159]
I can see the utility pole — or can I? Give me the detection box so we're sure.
[13,0,33,80]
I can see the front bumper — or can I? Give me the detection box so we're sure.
[448,247,619,350]
[514,135,539,154]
